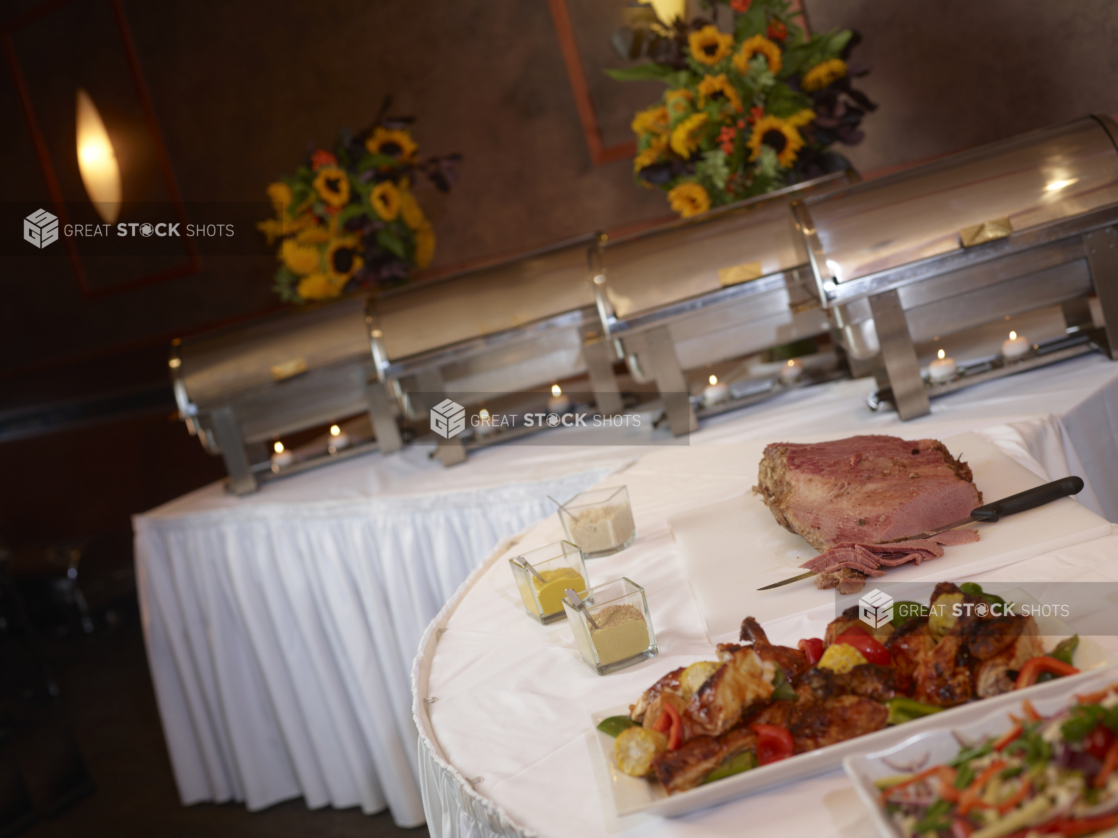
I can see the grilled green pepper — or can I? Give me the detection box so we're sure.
[886,697,945,725]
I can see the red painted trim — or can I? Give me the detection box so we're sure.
[547,0,636,167]
[2,27,90,293]
[4,0,201,298]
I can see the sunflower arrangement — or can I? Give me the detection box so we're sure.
[258,101,461,302]
[611,0,874,218]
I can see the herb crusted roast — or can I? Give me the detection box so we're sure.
[754,435,982,552]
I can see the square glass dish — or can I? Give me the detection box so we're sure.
[558,486,636,558]
[508,540,588,624]
[563,577,656,675]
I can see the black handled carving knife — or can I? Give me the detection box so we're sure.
[757,476,1084,591]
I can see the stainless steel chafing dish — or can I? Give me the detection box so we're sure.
[794,115,1118,420]
[592,171,857,435]
[366,234,622,465]
[171,294,397,495]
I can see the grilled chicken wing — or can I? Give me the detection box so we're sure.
[912,632,973,706]
[790,694,888,752]
[974,617,1042,698]
[967,615,1031,660]
[683,647,775,739]
[739,617,810,681]
[842,663,908,702]
[630,667,684,723]
[885,617,935,682]
[653,726,757,794]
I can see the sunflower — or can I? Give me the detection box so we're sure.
[398,188,427,230]
[802,59,847,92]
[670,112,709,159]
[697,74,743,112]
[313,166,350,208]
[280,238,320,275]
[326,237,364,282]
[664,89,695,119]
[294,222,333,246]
[747,114,804,167]
[667,182,710,218]
[414,224,435,269]
[366,127,419,164]
[787,108,816,129]
[370,181,401,221]
[633,135,669,174]
[688,26,733,66]
[631,105,669,136]
[732,35,782,75]
[296,272,347,301]
[266,182,292,215]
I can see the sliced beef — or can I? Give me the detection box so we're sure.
[755,435,981,551]
[802,530,980,593]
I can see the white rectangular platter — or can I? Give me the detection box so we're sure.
[589,591,1116,819]
[844,666,1118,838]
[668,432,1112,639]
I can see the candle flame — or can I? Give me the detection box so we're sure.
[330,424,341,436]
[937,349,945,360]
[76,89,121,224]
[787,360,795,366]
[274,441,284,453]
[479,408,490,421]
[708,375,718,385]
[551,384,561,397]
[1009,331,1017,340]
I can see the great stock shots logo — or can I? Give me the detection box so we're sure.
[24,208,59,249]
[858,588,894,630]
[430,399,466,439]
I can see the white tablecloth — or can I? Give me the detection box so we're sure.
[135,440,635,827]
[412,353,1118,838]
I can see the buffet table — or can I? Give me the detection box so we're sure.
[136,350,1118,828]
[134,441,631,827]
[413,353,1118,838]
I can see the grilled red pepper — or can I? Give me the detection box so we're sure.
[655,703,683,751]
[798,638,824,666]
[1014,656,1079,689]
[835,633,891,666]
[751,723,793,766]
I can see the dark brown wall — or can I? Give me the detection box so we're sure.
[806,0,1118,174]
[0,0,668,377]
[5,0,1118,546]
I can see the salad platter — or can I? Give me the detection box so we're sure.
[588,584,1116,819]
[846,668,1118,838]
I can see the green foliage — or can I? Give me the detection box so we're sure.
[613,0,871,217]
[376,228,407,260]
[696,149,730,190]
[605,64,695,87]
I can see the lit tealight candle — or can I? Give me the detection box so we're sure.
[1002,330,1030,361]
[328,423,350,453]
[702,374,729,407]
[780,358,805,384]
[928,348,957,383]
[475,408,496,439]
[547,383,571,414]
[271,440,293,470]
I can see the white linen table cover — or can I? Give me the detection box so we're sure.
[135,439,633,826]
[414,353,1118,838]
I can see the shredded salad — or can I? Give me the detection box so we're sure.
[876,684,1118,838]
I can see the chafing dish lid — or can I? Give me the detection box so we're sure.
[175,294,372,406]
[600,172,851,320]
[371,234,596,362]
[803,116,1118,285]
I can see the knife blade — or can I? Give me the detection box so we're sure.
[757,476,1084,591]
